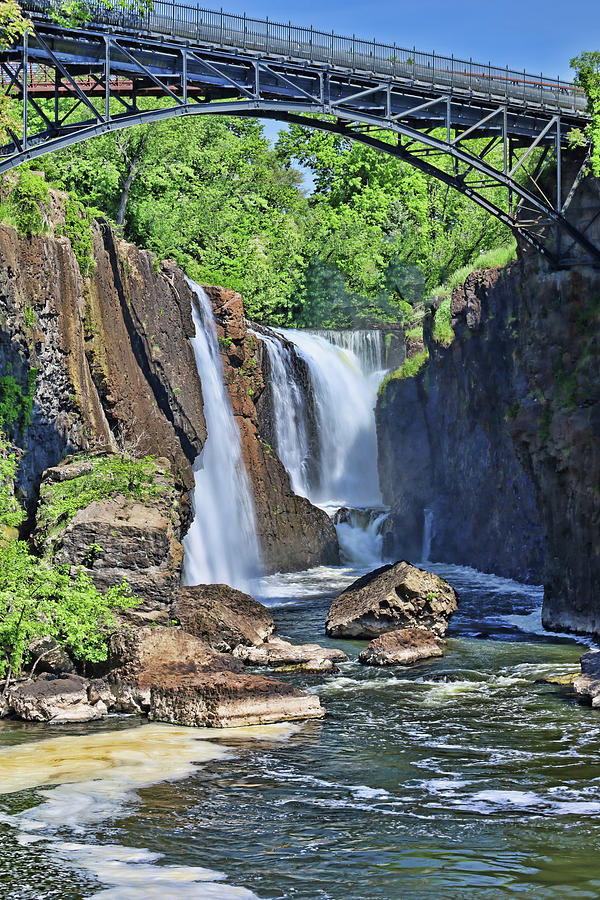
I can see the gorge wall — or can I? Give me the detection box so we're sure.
[377,254,600,634]
[0,193,337,574]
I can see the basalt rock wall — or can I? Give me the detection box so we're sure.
[376,253,600,634]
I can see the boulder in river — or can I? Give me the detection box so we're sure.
[326,561,458,639]
[172,584,275,651]
[574,651,600,707]
[358,628,444,667]
[233,636,347,670]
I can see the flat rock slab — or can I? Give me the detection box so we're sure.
[173,584,275,651]
[233,636,347,669]
[108,625,325,727]
[326,561,458,639]
[359,628,444,667]
[7,674,108,723]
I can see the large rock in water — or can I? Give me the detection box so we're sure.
[326,562,458,639]
[233,636,347,671]
[172,584,275,651]
[358,628,444,667]
[107,626,324,727]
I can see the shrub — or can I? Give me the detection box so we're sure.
[432,296,454,347]
[10,170,50,237]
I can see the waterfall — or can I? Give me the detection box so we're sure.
[422,507,434,564]
[274,328,385,509]
[334,507,388,567]
[311,329,385,375]
[256,331,311,498]
[182,280,261,590]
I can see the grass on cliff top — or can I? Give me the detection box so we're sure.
[36,453,166,548]
[378,349,430,396]
[428,242,518,348]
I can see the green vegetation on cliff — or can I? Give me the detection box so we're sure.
[569,52,600,177]
[0,445,142,687]
[378,349,430,395]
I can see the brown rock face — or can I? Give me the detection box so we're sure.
[326,562,458,639]
[358,628,444,667]
[107,625,324,727]
[573,651,600,707]
[204,285,339,573]
[172,584,275,651]
[0,211,206,514]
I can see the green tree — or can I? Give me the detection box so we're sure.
[569,52,600,177]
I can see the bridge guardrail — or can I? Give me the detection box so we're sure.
[19,0,588,116]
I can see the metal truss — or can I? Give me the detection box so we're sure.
[1,14,598,267]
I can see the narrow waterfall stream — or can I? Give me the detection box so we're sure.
[182,280,261,591]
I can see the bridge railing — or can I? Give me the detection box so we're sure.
[20,0,588,115]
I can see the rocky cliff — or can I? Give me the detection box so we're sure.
[377,254,600,634]
[0,192,338,575]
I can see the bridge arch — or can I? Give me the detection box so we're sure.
[2,2,599,266]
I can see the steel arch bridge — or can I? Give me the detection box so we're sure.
[2,0,599,267]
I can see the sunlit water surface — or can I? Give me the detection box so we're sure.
[2,563,600,899]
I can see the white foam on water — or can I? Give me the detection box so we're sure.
[0,722,297,899]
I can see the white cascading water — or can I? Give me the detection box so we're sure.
[276,328,385,509]
[422,507,434,563]
[182,280,261,590]
[260,328,388,566]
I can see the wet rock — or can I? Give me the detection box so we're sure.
[28,637,75,676]
[107,625,324,726]
[172,584,275,651]
[6,674,108,723]
[326,561,458,639]
[574,651,600,706]
[358,628,444,667]
[233,636,347,669]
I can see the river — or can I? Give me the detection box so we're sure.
[1,560,597,899]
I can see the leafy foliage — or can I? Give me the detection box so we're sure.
[61,197,96,275]
[0,433,24,529]
[0,0,30,49]
[10,170,50,237]
[36,453,165,541]
[0,366,37,431]
[0,539,138,680]
[432,297,454,347]
[34,110,514,327]
[569,52,600,177]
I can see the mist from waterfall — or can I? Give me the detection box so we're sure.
[182,280,261,590]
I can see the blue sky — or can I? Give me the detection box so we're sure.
[216,0,599,81]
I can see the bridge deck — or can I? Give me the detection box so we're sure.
[19,0,587,119]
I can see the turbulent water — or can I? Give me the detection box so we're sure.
[182,280,260,590]
[1,563,598,899]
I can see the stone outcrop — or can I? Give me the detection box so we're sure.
[34,454,184,611]
[376,266,544,582]
[358,628,444,667]
[6,673,108,723]
[106,625,325,726]
[326,561,458,638]
[172,584,275,650]
[233,636,347,671]
[378,247,600,634]
[205,285,339,573]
